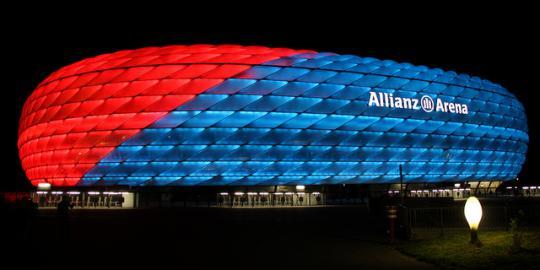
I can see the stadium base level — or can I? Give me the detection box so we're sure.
[30,181,540,209]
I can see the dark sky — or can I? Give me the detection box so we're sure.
[5,10,539,190]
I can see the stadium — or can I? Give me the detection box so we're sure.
[17,44,529,208]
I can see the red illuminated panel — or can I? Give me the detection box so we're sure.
[18,45,312,186]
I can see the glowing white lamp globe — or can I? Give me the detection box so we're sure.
[464,196,482,243]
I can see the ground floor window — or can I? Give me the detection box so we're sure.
[33,191,134,208]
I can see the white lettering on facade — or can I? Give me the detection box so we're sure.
[368,91,469,115]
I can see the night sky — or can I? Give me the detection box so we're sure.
[6,11,538,190]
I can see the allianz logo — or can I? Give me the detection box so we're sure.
[368,91,469,115]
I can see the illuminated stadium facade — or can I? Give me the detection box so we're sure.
[18,45,528,207]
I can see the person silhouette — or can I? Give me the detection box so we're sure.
[57,196,73,241]
[57,196,72,217]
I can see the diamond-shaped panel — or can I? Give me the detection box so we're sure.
[18,45,528,187]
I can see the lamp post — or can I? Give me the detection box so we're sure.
[464,196,482,244]
[399,164,404,204]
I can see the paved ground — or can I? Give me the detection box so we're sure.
[5,206,437,269]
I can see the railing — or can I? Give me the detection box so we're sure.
[407,205,540,230]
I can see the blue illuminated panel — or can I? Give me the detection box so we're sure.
[84,52,528,186]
